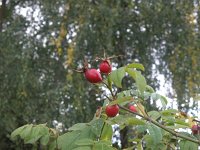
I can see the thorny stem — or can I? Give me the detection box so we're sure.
[119,106,200,145]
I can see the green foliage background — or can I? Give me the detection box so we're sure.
[0,0,199,149]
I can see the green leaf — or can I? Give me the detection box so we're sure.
[151,93,160,101]
[161,109,179,116]
[136,141,143,150]
[126,63,145,71]
[100,123,113,141]
[75,139,94,146]
[11,124,54,146]
[58,119,104,150]
[109,67,125,88]
[11,124,30,141]
[144,135,155,148]
[174,119,189,127]
[126,70,147,94]
[24,124,49,144]
[108,115,145,126]
[136,125,147,133]
[125,68,136,79]
[40,134,50,145]
[90,118,104,136]
[73,146,92,150]
[151,93,168,108]
[135,71,147,94]
[68,123,88,131]
[117,90,132,98]
[148,111,161,120]
[145,85,155,93]
[147,124,162,144]
[179,140,198,150]
[108,96,133,106]
[160,95,168,108]
[127,118,145,125]
[94,140,116,150]
[58,131,81,150]
[19,124,34,143]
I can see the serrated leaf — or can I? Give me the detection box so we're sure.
[126,63,145,71]
[125,68,136,79]
[68,123,88,131]
[24,124,49,144]
[136,125,147,133]
[160,95,168,108]
[75,139,94,146]
[108,96,133,106]
[11,124,30,141]
[40,134,50,145]
[109,115,145,126]
[179,140,198,150]
[11,124,53,146]
[126,68,147,94]
[145,85,155,93]
[90,118,104,136]
[117,90,132,98]
[109,67,125,88]
[174,119,189,127]
[151,93,160,101]
[151,93,168,108]
[20,124,34,143]
[73,146,92,150]
[100,123,113,141]
[58,119,103,150]
[58,131,81,150]
[127,118,145,125]
[147,124,162,144]
[134,71,147,94]
[161,109,179,116]
[94,140,115,150]
[148,111,161,120]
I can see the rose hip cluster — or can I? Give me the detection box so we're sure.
[83,59,137,118]
[84,59,111,84]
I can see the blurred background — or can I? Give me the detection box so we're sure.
[0,0,200,149]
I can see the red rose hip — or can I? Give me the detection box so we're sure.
[105,104,119,117]
[99,60,112,74]
[191,125,200,135]
[84,69,102,83]
[129,105,137,113]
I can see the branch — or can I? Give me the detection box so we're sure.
[119,106,200,145]
[193,119,200,124]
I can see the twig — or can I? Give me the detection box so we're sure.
[193,119,200,124]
